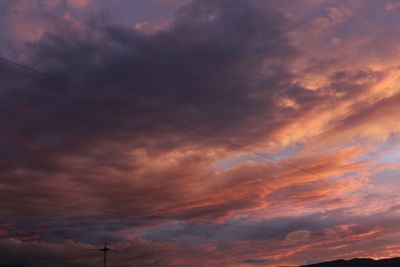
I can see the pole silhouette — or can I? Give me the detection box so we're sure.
[87,243,111,267]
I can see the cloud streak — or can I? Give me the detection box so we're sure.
[1,0,400,266]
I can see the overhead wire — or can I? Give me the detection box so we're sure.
[0,56,397,206]
[0,56,399,250]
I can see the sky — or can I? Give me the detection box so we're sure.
[1,0,400,266]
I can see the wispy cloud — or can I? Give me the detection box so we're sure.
[1,0,400,266]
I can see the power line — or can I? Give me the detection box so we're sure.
[0,56,397,207]
[0,57,348,178]
[1,56,400,249]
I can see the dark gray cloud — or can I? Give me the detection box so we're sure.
[3,0,399,266]
[0,0,302,177]
[0,239,186,267]
[0,0,303,245]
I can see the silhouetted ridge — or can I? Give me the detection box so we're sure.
[302,257,400,266]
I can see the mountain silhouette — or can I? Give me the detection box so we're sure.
[302,257,400,266]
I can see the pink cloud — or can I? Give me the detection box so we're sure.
[2,0,400,265]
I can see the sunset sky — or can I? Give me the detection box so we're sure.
[2,0,400,266]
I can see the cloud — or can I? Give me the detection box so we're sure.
[0,0,308,247]
[0,239,188,267]
[66,0,91,9]
[2,0,400,266]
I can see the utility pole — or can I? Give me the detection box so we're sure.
[101,243,109,267]
[87,243,112,267]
